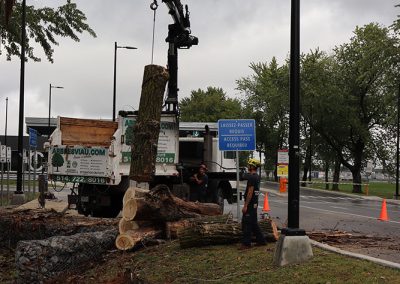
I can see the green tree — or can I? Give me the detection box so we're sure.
[180,87,242,122]
[51,152,64,171]
[302,24,400,193]
[0,0,96,62]
[237,58,289,181]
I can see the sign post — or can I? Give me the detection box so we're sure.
[218,119,256,220]
[29,128,37,195]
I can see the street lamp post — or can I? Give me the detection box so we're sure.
[113,41,137,121]
[273,0,313,267]
[5,97,8,147]
[48,84,64,132]
[16,0,26,194]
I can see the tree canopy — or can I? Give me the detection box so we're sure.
[237,57,289,179]
[301,23,400,192]
[0,0,96,62]
[179,87,243,122]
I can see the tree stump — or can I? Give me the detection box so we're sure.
[129,64,169,183]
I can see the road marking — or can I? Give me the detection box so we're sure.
[301,205,400,224]
[301,195,364,201]
[330,206,350,210]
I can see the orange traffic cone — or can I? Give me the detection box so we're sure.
[379,199,389,221]
[262,193,270,212]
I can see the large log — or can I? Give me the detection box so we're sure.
[0,209,117,247]
[118,218,139,234]
[129,64,169,183]
[125,185,222,222]
[178,219,279,249]
[115,227,162,251]
[165,214,233,239]
[15,229,118,283]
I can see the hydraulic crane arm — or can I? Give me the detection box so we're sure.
[160,0,198,112]
[163,0,189,31]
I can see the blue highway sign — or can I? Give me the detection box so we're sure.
[218,119,256,151]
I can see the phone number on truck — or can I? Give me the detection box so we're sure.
[50,175,108,184]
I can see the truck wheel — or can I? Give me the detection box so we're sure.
[216,187,224,213]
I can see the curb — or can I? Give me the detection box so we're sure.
[310,239,400,270]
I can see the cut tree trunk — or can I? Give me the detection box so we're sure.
[115,227,162,251]
[0,209,117,247]
[16,229,118,283]
[165,214,233,239]
[129,64,169,183]
[124,185,222,222]
[178,219,279,248]
[118,218,139,234]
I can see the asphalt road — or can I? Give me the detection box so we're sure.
[224,181,400,240]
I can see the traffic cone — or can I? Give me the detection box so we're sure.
[262,192,270,212]
[379,199,389,221]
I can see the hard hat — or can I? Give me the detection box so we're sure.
[247,158,261,168]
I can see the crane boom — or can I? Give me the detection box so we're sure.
[161,0,198,112]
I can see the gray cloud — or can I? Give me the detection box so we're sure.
[0,0,398,135]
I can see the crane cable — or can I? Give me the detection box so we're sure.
[150,0,158,64]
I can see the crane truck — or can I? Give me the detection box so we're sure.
[46,0,239,217]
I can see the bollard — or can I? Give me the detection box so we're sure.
[279,177,288,193]
[364,183,369,196]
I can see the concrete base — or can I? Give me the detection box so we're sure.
[10,193,26,206]
[273,235,313,266]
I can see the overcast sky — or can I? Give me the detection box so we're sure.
[0,0,398,136]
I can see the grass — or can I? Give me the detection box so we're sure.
[74,241,400,284]
[307,180,396,199]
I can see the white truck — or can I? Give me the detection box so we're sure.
[47,112,238,217]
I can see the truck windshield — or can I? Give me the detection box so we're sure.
[179,141,203,165]
[223,151,236,159]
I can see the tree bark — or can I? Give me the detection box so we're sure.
[351,170,363,193]
[178,219,279,249]
[165,214,234,239]
[129,64,169,183]
[332,156,341,191]
[324,162,330,190]
[0,209,117,247]
[16,229,118,283]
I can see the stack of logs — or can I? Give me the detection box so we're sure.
[115,184,279,250]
